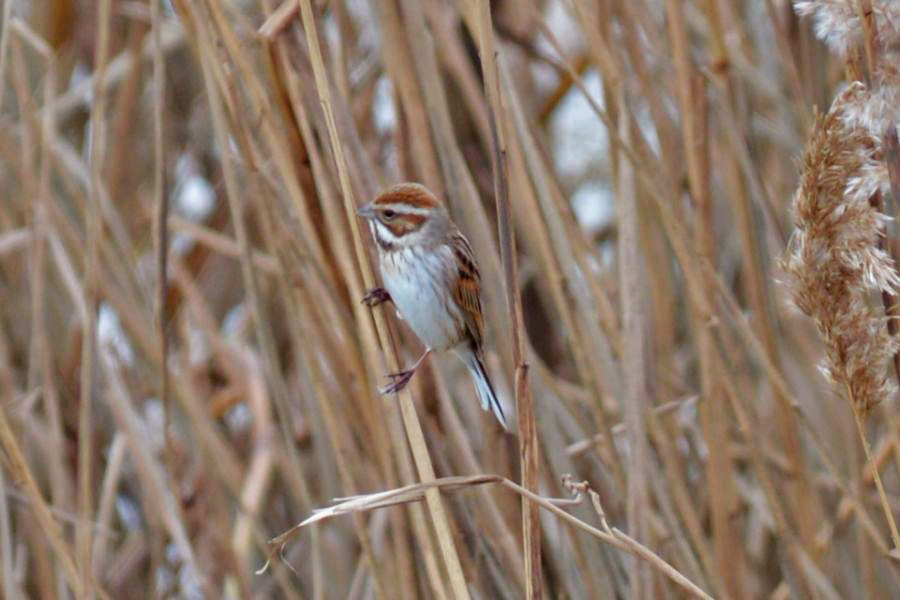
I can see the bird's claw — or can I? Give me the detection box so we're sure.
[378,369,414,394]
[362,287,391,307]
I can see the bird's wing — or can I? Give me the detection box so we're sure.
[449,231,485,349]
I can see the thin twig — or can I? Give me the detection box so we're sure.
[262,474,714,600]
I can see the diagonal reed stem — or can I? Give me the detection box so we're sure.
[851,403,900,551]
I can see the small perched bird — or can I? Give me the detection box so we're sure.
[357,183,508,429]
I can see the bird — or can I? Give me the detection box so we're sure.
[356,182,508,429]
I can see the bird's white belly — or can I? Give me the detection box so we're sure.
[381,247,461,351]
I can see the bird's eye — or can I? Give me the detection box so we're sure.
[382,209,396,220]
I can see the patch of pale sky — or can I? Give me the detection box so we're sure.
[549,70,608,181]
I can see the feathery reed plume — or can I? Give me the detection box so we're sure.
[795,1,900,133]
[794,1,900,59]
[783,81,900,550]
[783,82,899,413]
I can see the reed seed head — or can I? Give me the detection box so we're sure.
[783,82,900,413]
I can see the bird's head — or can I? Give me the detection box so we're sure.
[357,183,450,250]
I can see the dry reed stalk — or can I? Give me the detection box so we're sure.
[295,2,470,598]
[711,38,822,559]
[150,0,172,478]
[78,1,111,594]
[209,0,322,500]
[430,368,523,588]
[0,0,11,116]
[526,15,628,482]
[573,5,844,590]
[98,350,204,591]
[613,95,654,599]
[181,11,324,596]
[665,1,743,595]
[9,18,82,598]
[0,405,85,596]
[91,433,125,574]
[499,73,633,593]
[466,1,542,596]
[0,460,20,598]
[373,0,443,190]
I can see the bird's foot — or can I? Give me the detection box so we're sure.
[362,287,391,307]
[379,369,416,394]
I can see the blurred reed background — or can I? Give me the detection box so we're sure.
[2,0,900,597]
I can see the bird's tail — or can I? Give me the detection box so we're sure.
[458,348,508,430]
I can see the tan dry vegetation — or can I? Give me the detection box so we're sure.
[2,0,900,598]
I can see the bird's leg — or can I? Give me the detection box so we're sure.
[362,287,392,307]
[379,350,432,395]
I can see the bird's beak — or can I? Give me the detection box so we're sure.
[356,203,376,220]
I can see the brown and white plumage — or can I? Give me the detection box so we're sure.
[357,183,508,429]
